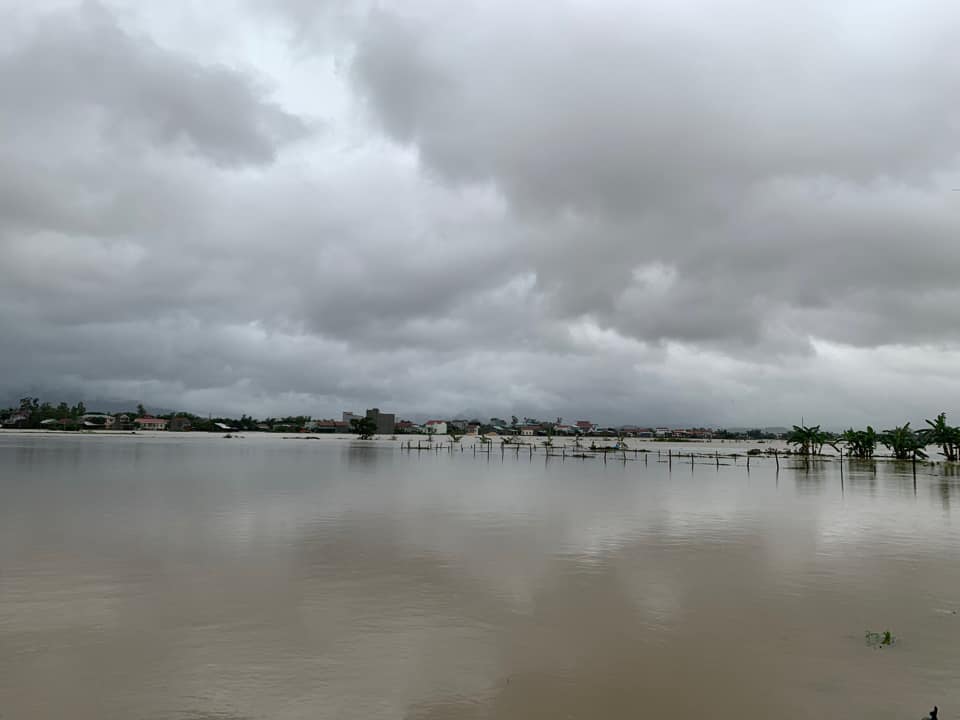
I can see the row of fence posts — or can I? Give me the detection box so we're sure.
[402,439,782,472]
[399,438,922,496]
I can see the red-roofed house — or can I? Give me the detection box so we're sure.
[134,416,168,431]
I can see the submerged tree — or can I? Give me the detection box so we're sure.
[350,416,377,440]
[880,423,927,460]
[840,426,877,459]
[786,424,834,455]
[918,413,959,462]
[542,426,554,447]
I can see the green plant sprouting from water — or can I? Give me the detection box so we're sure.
[865,629,895,648]
[880,424,928,460]
[840,426,877,458]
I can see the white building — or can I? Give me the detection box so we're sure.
[81,413,115,428]
[425,420,447,435]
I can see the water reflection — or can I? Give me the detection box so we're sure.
[346,441,386,468]
[1,434,959,719]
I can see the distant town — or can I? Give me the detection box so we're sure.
[0,397,787,439]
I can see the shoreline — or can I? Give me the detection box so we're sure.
[3,428,948,462]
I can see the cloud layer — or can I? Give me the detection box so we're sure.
[2,0,960,426]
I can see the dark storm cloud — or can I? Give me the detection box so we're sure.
[3,0,960,426]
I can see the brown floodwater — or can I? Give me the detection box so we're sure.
[1,433,958,719]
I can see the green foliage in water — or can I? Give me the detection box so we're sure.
[350,416,377,440]
[918,412,960,461]
[786,424,835,455]
[840,426,877,458]
[865,630,895,648]
[880,424,927,460]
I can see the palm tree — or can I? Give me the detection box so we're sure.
[880,424,927,460]
[918,413,959,461]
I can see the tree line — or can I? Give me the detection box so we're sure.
[787,412,959,461]
[0,397,310,432]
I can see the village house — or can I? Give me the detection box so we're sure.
[306,419,349,433]
[168,416,192,432]
[425,420,447,435]
[38,418,79,430]
[134,416,168,431]
[2,412,29,427]
[81,413,115,429]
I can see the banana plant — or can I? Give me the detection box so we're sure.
[840,426,877,458]
[880,423,927,460]
[917,413,959,461]
[786,424,835,455]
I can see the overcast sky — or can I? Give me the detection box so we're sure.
[2,0,960,426]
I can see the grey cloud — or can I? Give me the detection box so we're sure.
[3,0,960,426]
[348,1,960,352]
[0,2,308,169]
[353,2,960,210]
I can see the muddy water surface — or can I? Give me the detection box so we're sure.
[1,433,958,719]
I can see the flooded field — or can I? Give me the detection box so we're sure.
[1,432,958,719]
